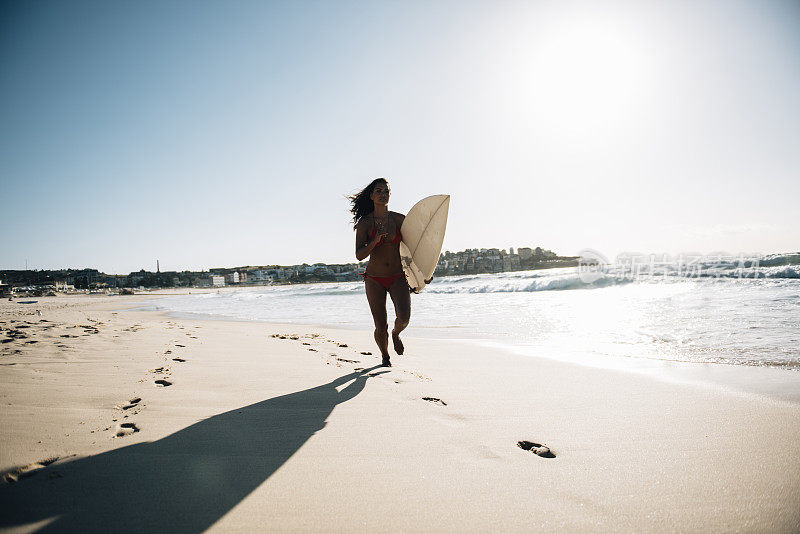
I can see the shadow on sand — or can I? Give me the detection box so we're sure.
[0,367,385,532]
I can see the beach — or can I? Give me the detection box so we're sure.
[1,294,799,532]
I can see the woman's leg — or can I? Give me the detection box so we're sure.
[388,277,411,355]
[364,277,391,365]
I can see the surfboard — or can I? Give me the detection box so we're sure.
[399,194,450,293]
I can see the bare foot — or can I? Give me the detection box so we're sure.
[391,331,404,355]
[381,355,392,367]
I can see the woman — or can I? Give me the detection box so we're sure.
[350,178,410,367]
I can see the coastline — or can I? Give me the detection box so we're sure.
[138,287,800,406]
[1,294,799,532]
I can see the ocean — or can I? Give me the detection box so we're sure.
[146,253,800,372]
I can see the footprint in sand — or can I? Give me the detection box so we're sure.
[404,370,431,382]
[119,397,142,410]
[336,357,359,364]
[175,344,186,348]
[360,351,372,355]
[154,379,172,387]
[115,422,139,437]
[517,440,555,458]
[3,457,59,483]
[422,397,447,406]
[307,348,317,352]
[172,357,186,362]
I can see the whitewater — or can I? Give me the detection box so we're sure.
[146,254,800,372]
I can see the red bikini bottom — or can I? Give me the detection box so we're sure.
[362,272,404,290]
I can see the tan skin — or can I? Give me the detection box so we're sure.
[355,181,411,365]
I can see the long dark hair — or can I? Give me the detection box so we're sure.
[348,178,388,229]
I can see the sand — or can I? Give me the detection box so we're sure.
[1,294,799,533]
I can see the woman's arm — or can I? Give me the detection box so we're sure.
[355,219,385,261]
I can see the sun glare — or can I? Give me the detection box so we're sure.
[526,16,648,139]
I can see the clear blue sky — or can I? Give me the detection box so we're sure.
[2,0,799,273]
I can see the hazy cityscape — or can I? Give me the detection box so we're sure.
[1,246,578,295]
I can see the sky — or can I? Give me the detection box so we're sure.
[1,0,799,274]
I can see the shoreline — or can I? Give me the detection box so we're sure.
[129,292,800,407]
[1,295,799,531]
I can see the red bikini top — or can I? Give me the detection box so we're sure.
[370,218,402,245]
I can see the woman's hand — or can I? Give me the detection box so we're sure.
[371,233,388,246]
[356,229,388,261]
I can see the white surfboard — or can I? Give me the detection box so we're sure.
[400,195,450,293]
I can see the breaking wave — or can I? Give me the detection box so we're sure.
[426,271,628,293]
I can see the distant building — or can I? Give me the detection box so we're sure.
[225,272,240,284]
[54,281,75,292]
[518,247,533,259]
[312,263,331,276]
[250,270,273,283]
[211,275,225,287]
[273,268,294,280]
